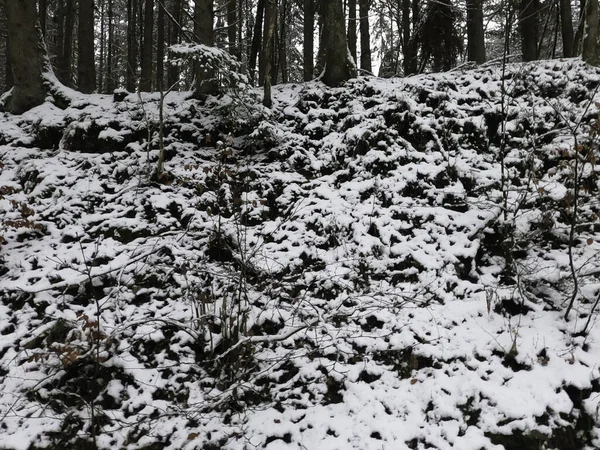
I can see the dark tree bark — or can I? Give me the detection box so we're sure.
[194,0,216,96]
[157,0,165,91]
[348,0,357,63]
[0,0,8,92]
[249,0,264,85]
[583,0,600,65]
[127,0,138,91]
[321,0,357,86]
[227,0,239,57]
[5,0,46,113]
[56,0,74,86]
[358,0,372,72]
[99,0,105,92]
[263,0,276,106]
[278,0,289,83]
[574,0,586,54]
[466,0,486,63]
[78,0,96,93]
[303,0,314,81]
[167,0,182,87]
[402,0,418,75]
[560,0,574,57]
[107,0,117,92]
[39,0,47,35]
[520,0,539,61]
[140,0,153,91]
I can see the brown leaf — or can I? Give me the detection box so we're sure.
[587,238,594,245]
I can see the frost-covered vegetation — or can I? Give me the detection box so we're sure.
[2,59,600,450]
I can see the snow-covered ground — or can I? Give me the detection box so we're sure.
[1,59,600,449]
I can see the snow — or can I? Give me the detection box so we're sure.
[1,59,600,449]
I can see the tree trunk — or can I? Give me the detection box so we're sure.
[560,0,574,57]
[348,0,357,63]
[278,0,289,83]
[157,0,165,91]
[263,0,276,106]
[39,0,47,36]
[520,0,539,61]
[140,0,153,91]
[321,0,357,86]
[107,0,117,92]
[574,0,586,54]
[583,0,600,65]
[56,0,74,86]
[227,0,239,57]
[0,0,7,92]
[303,0,314,81]
[358,0,372,72]
[402,0,418,75]
[99,0,106,93]
[127,0,138,91]
[249,0,264,85]
[5,0,46,113]
[78,0,96,93]
[167,0,182,87]
[466,0,486,63]
[194,0,216,97]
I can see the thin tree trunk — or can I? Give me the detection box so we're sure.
[227,0,238,57]
[140,0,154,91]
[560,0,574,56]
[348,0,357,63]
[249,0,265,85]
[78,0,96,93]
[358,0,372,72]
[99,0,105,92]
[6,0,46,113]
[167,0,182,87]
[466,0,486,63]
[573,0,586,53]
[263,0,276,106]
[107,0,117,91]
[303,0,314,81]
[157,0,165,91]
[279,0,289,83]
[127,0,138,91]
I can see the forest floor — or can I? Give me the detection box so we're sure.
[2,59,600,450]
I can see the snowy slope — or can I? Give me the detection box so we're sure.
[1,59,600,450]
